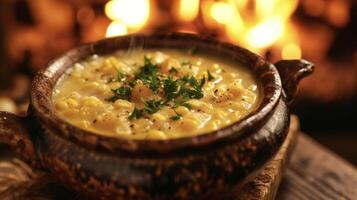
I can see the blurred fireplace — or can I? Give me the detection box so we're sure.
[1,0,356,101]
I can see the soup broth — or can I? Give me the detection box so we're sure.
[53,49,260,139]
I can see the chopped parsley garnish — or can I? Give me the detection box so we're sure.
[135,56,160,92]
[106,55,215,120]
[170,109,182,121]
[173,97,192,109]
[170,114,181,121]
[199,76,206,87]
[107,86,132,102]
[178,75,205,99]
[207,70,215,81]
[144,99,163,114]
[128,108,143,120]
[169,67,178,74]
[183,75,197,86]
[163,76,179,101]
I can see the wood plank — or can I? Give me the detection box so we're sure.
[277,134,357,200]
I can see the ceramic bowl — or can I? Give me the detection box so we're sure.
[0,33,313,200]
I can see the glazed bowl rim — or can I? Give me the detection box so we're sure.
[30,32,282,155]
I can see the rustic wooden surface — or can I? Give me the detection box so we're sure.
[0,116,356,200]
[276,134,357,200]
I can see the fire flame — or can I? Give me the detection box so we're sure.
[210,2,234,24]
[217,0,299,54]
[178,0,200,22]
[104,0,302,59]
[105,0,150,37]
[246,17,284,49]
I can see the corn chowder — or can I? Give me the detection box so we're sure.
[52,49,260,139]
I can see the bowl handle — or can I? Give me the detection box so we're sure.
[274,59,314,105]
[0,111,42,169]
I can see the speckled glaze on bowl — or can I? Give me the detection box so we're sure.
[0,33,313,200]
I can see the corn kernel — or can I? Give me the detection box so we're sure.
[152,113,167,122]
[114,99,133,109]
[55,100,68,110]
[229,86,243,97]
[227,72,237,79]
[79,120,90,128]
[209,64,220,71]
[66,98,78,108]
[146,130,166,139]
[213,110,227,119]
[180,118,199,131]
[176,106,190,115]
[83,97,102,107]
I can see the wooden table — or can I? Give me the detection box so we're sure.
[277,134,357,200]
[0,118,356,199]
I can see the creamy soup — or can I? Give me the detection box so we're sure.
[53,49,260,139]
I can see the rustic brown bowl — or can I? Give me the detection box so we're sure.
[0,33,313,199]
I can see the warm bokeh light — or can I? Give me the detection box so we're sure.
[303,0,326,17]
[282,43,302,59]
[225,0,245,44]
[246,18,284,49]
[105,0,150,29]
[178,0,200,21]
[201,0,299,52]
[76,6,95,26]
[200,0,217,28]
[236,0,249,9]
[255,0,276,20]
[103,0,303,57]
[276,0,299,20]
[326,0,350,27]
[210,1,233,24]
[106,21,128,37]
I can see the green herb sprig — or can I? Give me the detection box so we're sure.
[169,67,178,74]
[207,70,215,81]
[135,56,161,92]
[170,109,182,121]
[106,55,215,120]
[106,86,132,102]
[128,108,143,120]
[144,99,163,114]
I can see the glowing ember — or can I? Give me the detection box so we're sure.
[178,0,200,21]
[326,0,350,27]
[282,43,302,59]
